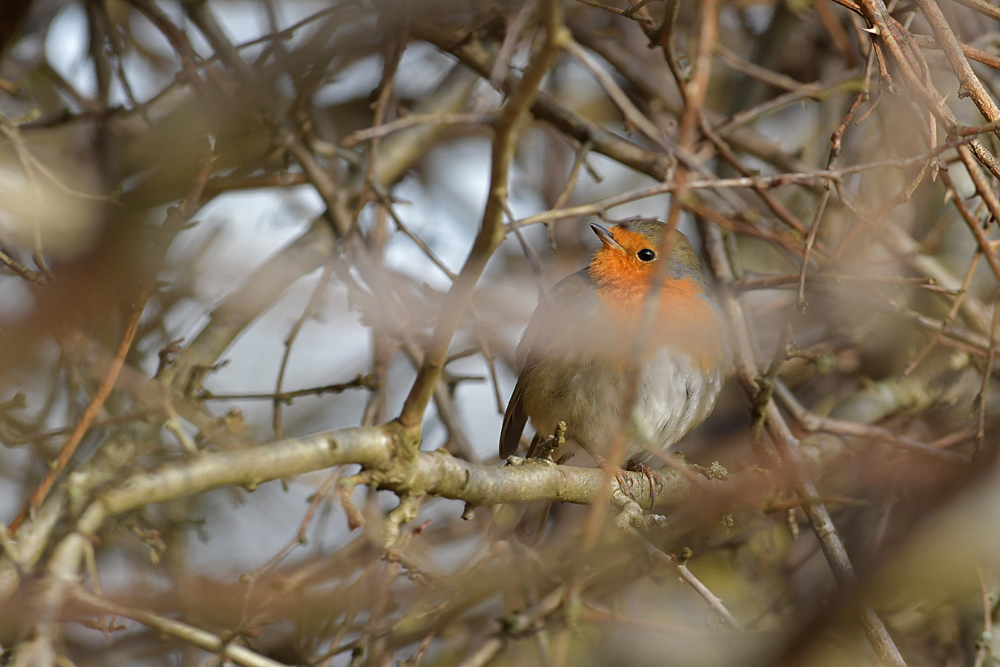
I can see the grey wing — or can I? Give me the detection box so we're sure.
[517,269,598,367]
[499,269,597,459]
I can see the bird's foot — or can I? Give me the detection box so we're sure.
[624,459,662,507]
[614,468,636,503]
[574,442,657,508]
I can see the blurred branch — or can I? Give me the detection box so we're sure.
[649,548,744,630]
[881,222,994,335]
[183,0,354,238]
[2,1,1000,664]
[159,218,335,392]
[341,112,493,148]
[6,297,145,535]
[163,65,479,395]
[699,220,908,667]
[773,381,969,463]
[0,403,856,617]
[575,0,655,25]
[399,0,567,431]
[416,23,672,180]
[371,63,482,188]
[72,589,288,667]
[946,0,1000,21]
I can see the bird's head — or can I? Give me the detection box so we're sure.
[587,218,708,293]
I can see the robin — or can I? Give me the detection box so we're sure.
[499,218,728,504]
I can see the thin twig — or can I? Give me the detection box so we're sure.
[272,263,337,439]
[647,545,744,630]
[574,0,655,24]
[341,112,492,148]
[978,293,1000,451]
[399,0,566,432]
[700,217,909,667]
[201,375,377,402]
[901,251,981,377]
[8,286,148,535]
[73,589,289,667]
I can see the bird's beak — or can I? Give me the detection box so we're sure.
[590,223,623,251]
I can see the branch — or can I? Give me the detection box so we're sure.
[71,589,289,667]
[415,23,671,180]
[857,0,1000,181]
[159,218,336,392]
[945,0,1000,21]
[699,221,908,667]
[399,0,568,431]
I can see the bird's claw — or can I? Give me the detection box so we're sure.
[615,468,636,502]
[623,460,662,508]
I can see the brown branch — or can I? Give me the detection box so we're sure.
[200,375,376,403]
[271,263,337,439]
[773,381,970,463]
[733,273,936,291]
[72,589,289,667]
[857,0,1000,181]
[415,23,671,180]
[574,0,654,24]
[340,112,492,148]
[698,220,909,667]
[500,138,984,234]
[916,0,1000,129]
[909,32,1000,70]
[714,44,813,93]
[946,0,1000,21]
[6,146,214,532]
[399,0,567,432]
[6,298,145,534]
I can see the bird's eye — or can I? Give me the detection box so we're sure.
[637,249,656,262]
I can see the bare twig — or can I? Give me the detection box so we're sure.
[699,219,908,667]
[73,589,289,667]
[399,0,567,433]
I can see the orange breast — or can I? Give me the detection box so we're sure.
[594,276,725,371]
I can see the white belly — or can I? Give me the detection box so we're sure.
[631,349,724,460]
[522,349,723,463]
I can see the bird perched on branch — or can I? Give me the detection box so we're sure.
[499,218,728,506]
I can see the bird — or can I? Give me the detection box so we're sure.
[499,218,728,506]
